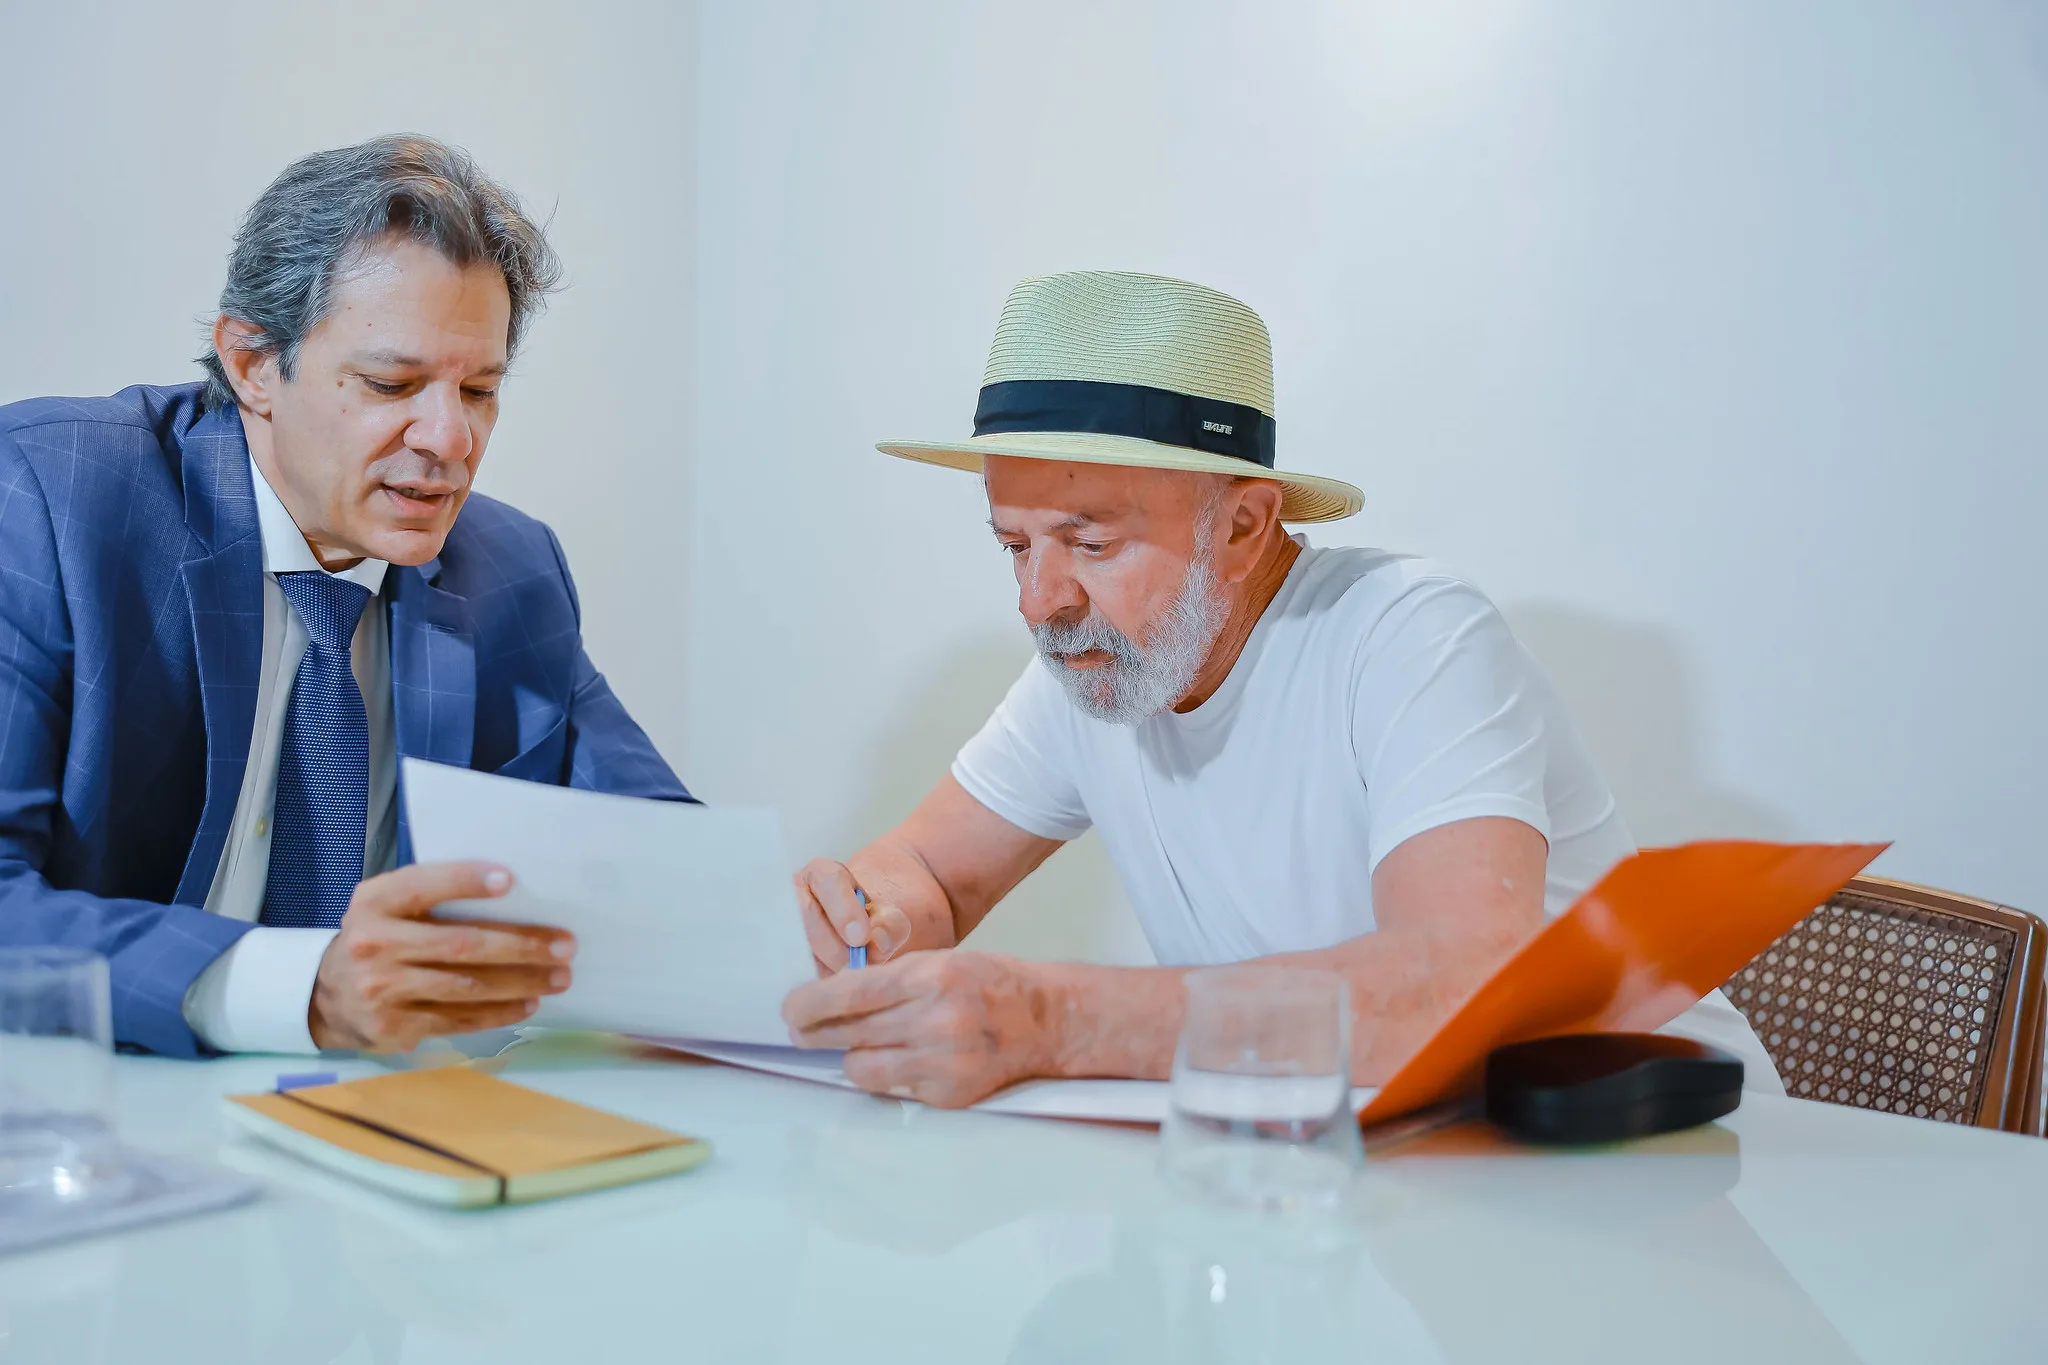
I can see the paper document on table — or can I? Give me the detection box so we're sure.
[404,760,815,1046]
[643,1038,1376,1125]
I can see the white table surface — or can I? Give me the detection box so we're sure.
[3,1045,2045,1364]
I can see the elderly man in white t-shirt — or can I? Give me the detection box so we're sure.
[781,271,1778,1108]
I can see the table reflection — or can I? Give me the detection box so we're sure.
[1354,1123,1861,1364]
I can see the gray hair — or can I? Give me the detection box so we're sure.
[1028,480,1233,724]
[198,134,562,410]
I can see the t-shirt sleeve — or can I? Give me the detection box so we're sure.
[1351,574,1554,872]
[950,658,1094,842]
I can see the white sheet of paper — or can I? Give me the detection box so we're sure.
[642,1037,1377,1125]
[404,759,814,1046]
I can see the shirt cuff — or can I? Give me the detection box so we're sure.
[180,927,337,1054]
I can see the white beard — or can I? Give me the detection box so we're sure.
[1031,552,1228,726]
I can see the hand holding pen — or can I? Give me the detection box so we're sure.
[791,858,914,976]
[847,890,869,969]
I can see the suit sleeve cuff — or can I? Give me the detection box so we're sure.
[180,927,336,1054]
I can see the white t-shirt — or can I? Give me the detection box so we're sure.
[953,540,1780,1090]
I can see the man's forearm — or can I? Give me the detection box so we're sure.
[1034,823,1549,1087]
[848,834,964,952]
[1034,926,1502,1086]
[1037,961,1188,1081]
[842,776,1066,958]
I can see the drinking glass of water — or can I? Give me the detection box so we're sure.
[0,948,128,1211]
[1160,964,1363,1211]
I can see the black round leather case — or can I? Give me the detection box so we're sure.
[1484,1033,1744,1145]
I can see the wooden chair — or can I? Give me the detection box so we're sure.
[1724,876,2046,1135]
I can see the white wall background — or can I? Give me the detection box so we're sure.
[4,1,2044,960]
[690,0,2048,958]
[0,0,697,770]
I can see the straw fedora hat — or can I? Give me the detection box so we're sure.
[878,271,1364,523]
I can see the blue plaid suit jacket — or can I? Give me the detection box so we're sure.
[0,382,691,1056]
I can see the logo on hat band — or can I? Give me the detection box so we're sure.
[972,378,1277,469]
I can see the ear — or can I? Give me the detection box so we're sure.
[1215,478,1285,584]
[213,315,279,417]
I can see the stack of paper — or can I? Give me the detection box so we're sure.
[637,1038,1375,1124]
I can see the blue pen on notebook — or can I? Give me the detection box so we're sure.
[276,1071,338,1093]
[848,889,869,970]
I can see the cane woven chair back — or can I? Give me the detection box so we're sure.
[1724,876,2046,1135]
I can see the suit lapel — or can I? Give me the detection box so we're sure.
[388,558,476,864]
[172,407,264,906]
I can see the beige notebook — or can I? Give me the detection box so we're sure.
[224,1067,709,1207]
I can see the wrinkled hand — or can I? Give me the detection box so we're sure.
[793,858,915,976]
[308,862,575,1052]
[781,950,1064,1108]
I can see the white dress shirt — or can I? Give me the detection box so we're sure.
[179,456,399,1053]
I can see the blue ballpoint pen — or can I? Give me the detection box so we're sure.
[847,888,868,970]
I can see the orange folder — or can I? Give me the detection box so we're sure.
[1359,839,1888,1124]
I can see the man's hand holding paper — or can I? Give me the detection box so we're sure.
[308,862,575,1052]
[404,759,816,1047]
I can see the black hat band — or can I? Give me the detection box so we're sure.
[972,378,1277,469]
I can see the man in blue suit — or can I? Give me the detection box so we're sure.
[0,136,690,1058]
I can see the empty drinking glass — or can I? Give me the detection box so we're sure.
[0,948,128,1211]
[1160,965,1363,1211]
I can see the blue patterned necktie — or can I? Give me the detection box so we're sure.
[260,572,375,929]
